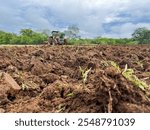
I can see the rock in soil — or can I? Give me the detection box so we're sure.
[3,73,21,90]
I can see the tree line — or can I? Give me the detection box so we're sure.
[0,27,150,45]
[0,29,47,45]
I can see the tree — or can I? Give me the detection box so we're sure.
[0,29,48,45]
[0,31,14,44]
[32,32,47,44]
[64,25,80,39]
[132,27,150,44]
[20,29,34,37]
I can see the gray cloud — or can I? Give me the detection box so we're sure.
[0,0,150,37]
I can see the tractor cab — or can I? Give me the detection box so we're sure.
[47,31,67,45]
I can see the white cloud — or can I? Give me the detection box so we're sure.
[104,23,150,38]
[0,0,150,37]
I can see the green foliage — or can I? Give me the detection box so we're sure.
[107,61,150,96]
[132,27,150,44]
[0,29,47,45]
[68,38,93,45]
[20,29,34,37]
[66,92,74,97]
[110,61,121,73]
[0,27,149,45]
[79,66,91,84]
[68,38,135,45]
[9,35,21,44]
[122,64,150,95]
[0,31,14,44]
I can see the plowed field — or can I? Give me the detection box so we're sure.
[0,45,150,113]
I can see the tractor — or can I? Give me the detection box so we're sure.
[44,31,67,45]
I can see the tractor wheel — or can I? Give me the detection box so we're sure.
[48,37,53,45]
[64,39,68,45]
[53,38,58,45]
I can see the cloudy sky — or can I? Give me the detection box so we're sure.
[0,0,150,38]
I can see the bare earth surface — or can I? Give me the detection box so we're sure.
[0,45,150,113]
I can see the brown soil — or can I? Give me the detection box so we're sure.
[0,45,150,113]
